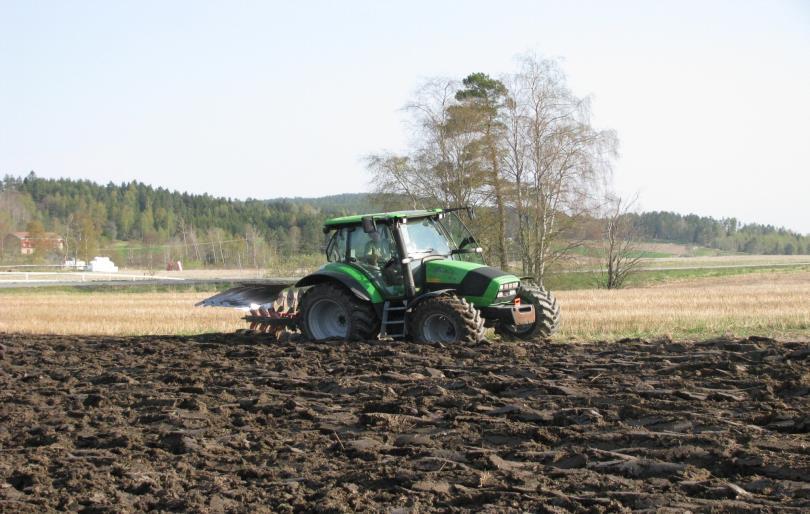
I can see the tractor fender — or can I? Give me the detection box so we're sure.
[295,271,373,302]
[408,288,457,310]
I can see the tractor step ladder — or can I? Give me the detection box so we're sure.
[380,299,408,338]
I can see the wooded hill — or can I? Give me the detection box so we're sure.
[0,173,808,268]
[630,211,810,255]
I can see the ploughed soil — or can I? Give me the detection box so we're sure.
[1,333,809,513]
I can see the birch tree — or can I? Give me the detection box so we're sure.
[509,55,618,283]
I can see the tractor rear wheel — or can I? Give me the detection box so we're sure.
[496,282,560,341]
[299,283,379,341]
[409,294,485,344]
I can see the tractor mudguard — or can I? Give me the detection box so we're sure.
[295,270,379,303]
[408,288,456,310]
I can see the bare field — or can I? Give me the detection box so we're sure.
[2,333,808,511]
[1,270,808,340]
[2,271,809,511]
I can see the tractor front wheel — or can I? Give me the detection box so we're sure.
[495,282,560,341]
[409,294,485,344]
[299,283,379,341]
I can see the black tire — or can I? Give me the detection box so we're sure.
[299,282,379,341]
[495,282,560,341]
[408,294,485,344]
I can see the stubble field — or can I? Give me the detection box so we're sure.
[1,270,808,340]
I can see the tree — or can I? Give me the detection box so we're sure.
[454,73,510,268]
[25,219,49,260]
[599,195,643,289]
[368,79,488,209]
[0,189,34,231]
[367,58,618,279]
[504,55,617,282]
[76,212,101,261]
[366,79,494,252]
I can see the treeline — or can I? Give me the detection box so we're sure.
[632,211,810,255]
[0,173,389,269]
[1,174,806,270]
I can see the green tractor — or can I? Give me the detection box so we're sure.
[199,208,560,343]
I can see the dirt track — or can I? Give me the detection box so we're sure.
[1,334,809,513]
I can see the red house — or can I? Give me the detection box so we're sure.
[3,231,65,255]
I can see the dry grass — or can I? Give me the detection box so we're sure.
[0,291,243,336]
[555,271,810,340]
[1,270,808,340]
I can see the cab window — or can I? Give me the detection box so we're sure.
[348,225,403,294]
[438,212,485,264]
[325,228,347,262]
[400,218,452,257]
[348,225,396,268]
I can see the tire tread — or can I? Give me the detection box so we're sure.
[409,294,485,344]
[299,282,380,341]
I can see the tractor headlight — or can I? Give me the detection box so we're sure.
[496,281,520,298]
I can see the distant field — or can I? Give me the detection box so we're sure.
[1,269,808,340]
[558,241,730,263]
[3,254,809,289]
[554,251,810,270]
[635,254,810,269]
[546,264,810,291]
[555,270,810,340]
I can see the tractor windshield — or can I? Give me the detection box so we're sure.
[400,218,452,257]
[438,212,485,264]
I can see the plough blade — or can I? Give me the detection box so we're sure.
[196,281,296,309]
[198,283,301,340]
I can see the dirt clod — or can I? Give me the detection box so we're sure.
[0,333,808,511]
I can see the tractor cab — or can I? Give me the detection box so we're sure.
[321,209,484,299]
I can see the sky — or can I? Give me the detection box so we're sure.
[1,1,809,233]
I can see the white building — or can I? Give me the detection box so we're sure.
[86,256,118,273]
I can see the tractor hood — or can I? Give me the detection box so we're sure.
[423,259,521,306]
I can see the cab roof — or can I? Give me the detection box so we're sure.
[324,208,443,229]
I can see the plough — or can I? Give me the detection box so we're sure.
[198,283,299,338]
